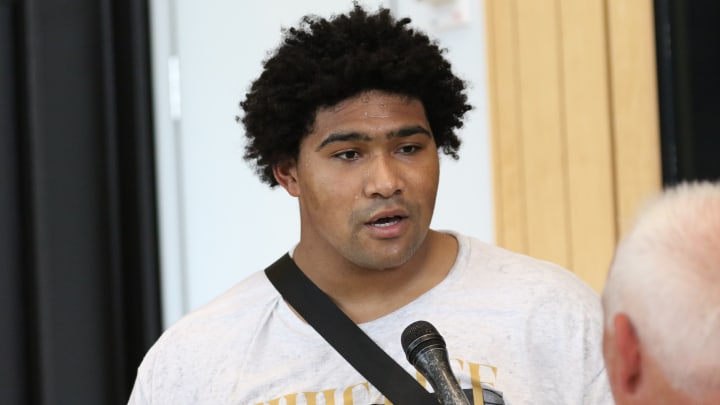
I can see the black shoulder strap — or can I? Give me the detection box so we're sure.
[265,253,437,405]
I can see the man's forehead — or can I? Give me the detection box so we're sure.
[323,90,419,113]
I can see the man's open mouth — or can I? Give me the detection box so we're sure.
[369,215,404,227]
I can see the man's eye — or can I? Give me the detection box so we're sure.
[398,145,420,154]
[334,150,360,160]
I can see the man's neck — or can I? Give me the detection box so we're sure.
[291,230,458,323]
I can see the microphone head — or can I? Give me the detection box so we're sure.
[401,320,446,366]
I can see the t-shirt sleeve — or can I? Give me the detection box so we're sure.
[522,269,614,404]
[584,361,614,404]
[126,340,161,405]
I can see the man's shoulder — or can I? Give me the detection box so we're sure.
[456,232,569,274]
[455,232,600,303]
[172,269,277,331]
[130,268,285,402]
[146,269,279,356]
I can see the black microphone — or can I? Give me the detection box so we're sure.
[401,320,471,405]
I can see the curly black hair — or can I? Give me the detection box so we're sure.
[240,3,472,187]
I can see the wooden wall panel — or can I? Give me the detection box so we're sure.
[484,0,661,293]
[607,0,663,237]
[485,0,526,253]
[515,0,570,269]
[558,0,617,289]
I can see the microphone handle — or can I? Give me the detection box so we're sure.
[416,347,471,405]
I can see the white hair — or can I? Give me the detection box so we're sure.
[602,181,720,396]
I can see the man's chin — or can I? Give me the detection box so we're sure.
[342,233,426,270]
[348,248,418,271]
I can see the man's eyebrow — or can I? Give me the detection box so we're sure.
[389,125,432,139]
[315,125,432,151]
[316,132,371,151]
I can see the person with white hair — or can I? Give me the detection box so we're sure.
[602,181,720,404]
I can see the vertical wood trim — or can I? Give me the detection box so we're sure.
[558,0,617,290]
[515,0,570,269]
[484,0,661,293]
[607,0,663,237]
[485,0,527,253]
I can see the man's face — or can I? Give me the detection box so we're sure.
[278,90,440,270]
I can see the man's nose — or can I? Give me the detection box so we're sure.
[362,154,404,198]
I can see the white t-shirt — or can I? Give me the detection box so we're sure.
[128,233,612,404]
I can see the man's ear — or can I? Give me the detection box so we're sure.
[272,160,300,197]
[612,313,643,396]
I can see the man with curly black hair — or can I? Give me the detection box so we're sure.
[129,4,611,404]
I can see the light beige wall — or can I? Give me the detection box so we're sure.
[484,0,662,293]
